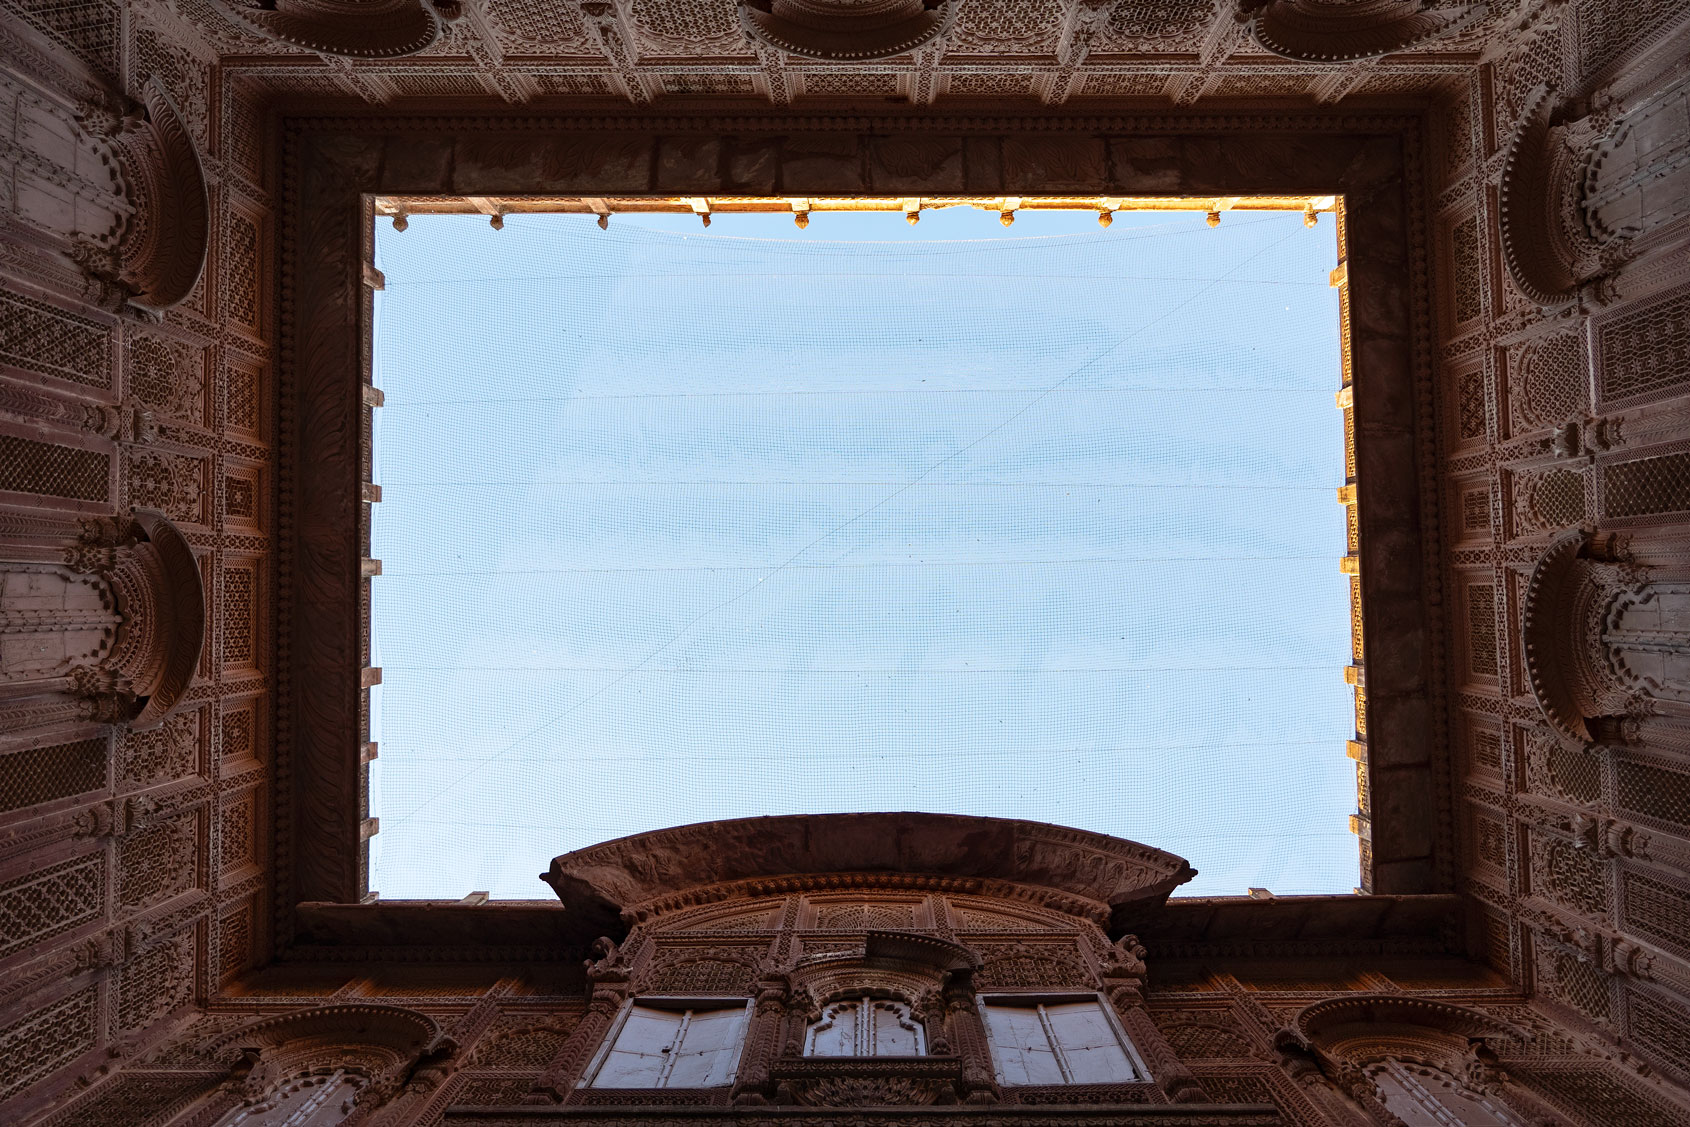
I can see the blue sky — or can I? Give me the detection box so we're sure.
[369,205,1356,900]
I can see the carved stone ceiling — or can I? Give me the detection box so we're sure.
[156,0,1510,106]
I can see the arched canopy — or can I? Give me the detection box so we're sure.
[542,813,1194,937]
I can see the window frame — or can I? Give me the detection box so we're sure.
[804,996,928,1059]
[578,996,751,1090]
[978,992,1148,1088]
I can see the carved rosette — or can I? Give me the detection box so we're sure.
[739,0,959,61]
[208,0,462,58]
[1244,0,1488,62]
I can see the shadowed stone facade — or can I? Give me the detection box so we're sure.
[2,0,1690,1123]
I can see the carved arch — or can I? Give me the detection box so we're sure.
[1244,0,1488,62]
[206,1004,448,1114]
[111,80,209,315]
[208,0,462,59]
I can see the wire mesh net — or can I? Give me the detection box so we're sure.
[369,206,1356,899]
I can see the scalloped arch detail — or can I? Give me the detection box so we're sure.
[1247,0,1488,62]
[209,0,458,59]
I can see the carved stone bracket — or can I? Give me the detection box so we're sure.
[207,0,463,59]
[1242,0,1488,62]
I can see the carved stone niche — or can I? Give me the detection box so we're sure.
[0,509,204,730]
[1242,0,1487,62]
[1521,530,1686,746]
[738,0,959,61]
[199,1004,451,1125]
[207,0,464,59]
[1288,996,1536,1127]
[80,78,209,316]
[1494,79,1690,310]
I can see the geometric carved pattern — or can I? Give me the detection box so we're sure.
[1627,988,1690,1076]
[1596,285,1689,406]
[1515,332,1587,427]
[220,792,254,872]
[117,812,197,911]
[218,904,252,981]
[0,737,106,815]
[117,933,195,1032]
[1552,949,1612,1022]
[0,435,110,502]
[32,1074,212,1127]
[222,566,255,667]
[975,943,1091,988]
[1470,728,1502,772]
[225,475,255,520]
[1616,759,1690,833]
[448,1076,541,1108]
[1462,488,1490,532]
[1457,369,1486,440]
[1524,735,1602,805]
[227,362,260,434]
[1451,215,1482,324]
[1162,1022,1254,1059]
[0,291,112,388]
[1619,870,1690,961]
[805,73,902,96]
[1510,1062,1682,1127]
[643,957,754,994]
[814,903,915,930]
[473,1025,573,1069]
[1515,466,1587,533]
[125,449,205,523]
[1105,0,1213,40]
[225,213,260,330]
[126,336,202,423]
[487,0,588,44]
[0,855,105,960]
[1467,583,1497,676]
[1532,836,1607,916]
[221,706,254,762]
[1577,0,1688,77]
[117,710,199,790]
[1474,811,1508,868]
[1604,451,1690,519]
[0,986,98,1104]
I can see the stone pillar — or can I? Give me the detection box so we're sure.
[937,972,999,1104]
[730,970,792,1104]
[531,985,627,1103]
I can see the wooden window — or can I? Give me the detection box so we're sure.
[1367,1058,1523,1126]
[804,998,924,1057]
[981,996,1142,1086]
[583,1000,748,1088]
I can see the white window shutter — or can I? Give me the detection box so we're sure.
[984,1003,1064,1086]
[666,1006,746,1087]
[806,1002,860,1057]
[591,1006,685,1087]
[869,1002,922,1056]
[1044,1001,1137,1084]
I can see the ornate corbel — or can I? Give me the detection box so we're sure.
[738,0,959,61]
[1240,0,1488,62]
[73,79,209,317]
[207,0,463,59]
[1498,85,1612,309]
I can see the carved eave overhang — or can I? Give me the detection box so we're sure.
[103,79,209,316]
[207,0,461,59]
[1244,0,1489,62]
[739,0,959,61]
[1133,893,1463,959]
[542,814,1195,938]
